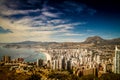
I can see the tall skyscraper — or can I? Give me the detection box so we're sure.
[47,60,51,69]
[37,59,44,67]
[67,60,72,71]
[62,57,67,70]
[114,46,120,74]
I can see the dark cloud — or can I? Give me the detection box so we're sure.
[0,0,119,28]
[0,0,98,29]
[0,26,13,33]
[6,0,49,10]
[1,0,119,15]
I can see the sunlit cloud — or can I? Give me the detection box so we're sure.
[0,9,40,16]
[42,11,59,18]
[0,0,90,43]
[0,15,84,43]
[0,26,12,33]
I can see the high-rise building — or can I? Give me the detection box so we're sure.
[58,59,62,70]
[67,60,72,71]
[37,59,44,67]
[114,46,120,74]
[2,56,11,63]
[47,60,51,68]
[62,57,67,70]
[52,60,56,70]
[55,60,58,70]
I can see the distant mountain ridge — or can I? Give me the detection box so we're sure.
[12,41,59,45]
[16,41,41,44]
[84,36,120,45]
[1,36,120,45]
[84,36,104,43]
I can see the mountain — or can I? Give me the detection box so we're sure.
[107,38,120,45]
[16,41,41,44]
[84,36,104,44]
[11,41,58,45]
[1,36,120,49]
[83,36,120,45]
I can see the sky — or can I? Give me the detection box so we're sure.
[0,0,120,43]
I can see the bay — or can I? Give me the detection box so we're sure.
[0,46,46,62]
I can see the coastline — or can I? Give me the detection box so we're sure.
[43,52,51,61]
[38,49,51,61]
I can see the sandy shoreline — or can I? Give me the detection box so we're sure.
[43,52,51,61]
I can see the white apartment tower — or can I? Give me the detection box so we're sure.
[114,46,120,74]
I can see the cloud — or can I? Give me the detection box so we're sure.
[42,11,59,18]
[0,9,40,16]
[47,19,67,24]
[0,17,52,42]
[11,15,82,33]
[0,26,12,33]
[0,15,85,43]
[0,0,96,17]
[0,0,90,43]
[59,1,96,15]
[63,33,84,36]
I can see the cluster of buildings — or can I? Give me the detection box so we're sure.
[0,46,120,77]
[43,46,120,76]
[44,48,113,76]
[1,56,24,63]
[1,55,11,63]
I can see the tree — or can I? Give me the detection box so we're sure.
[79,75,98,80]
[48,72,71,80]
[71,74,80,80]
[99,73,120,80]
[28,74,41,80]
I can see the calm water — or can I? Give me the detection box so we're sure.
[0,46,46,62]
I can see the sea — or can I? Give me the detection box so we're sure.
[0,46,46,62]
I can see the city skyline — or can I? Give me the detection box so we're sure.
[0,0,120,43]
